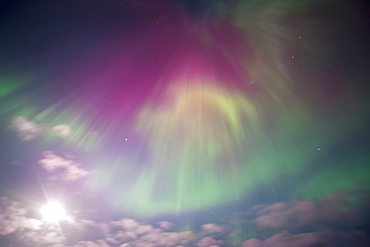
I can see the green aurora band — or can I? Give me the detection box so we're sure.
[0,0,368,218]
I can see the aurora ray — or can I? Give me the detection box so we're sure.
[0,0,368,222]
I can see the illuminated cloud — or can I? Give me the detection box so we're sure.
[10,116,72,141]
[0,192,368,246]
[195,236,224,247]
[113,230,138,242]
[38,151,89,181]
[241,238,263,247]
[241,230,369,247]
[264,231,330,247]
[0,197,42,235]
[135,230,194,246]
[96,239,111,247]
[135,224,154,235]
[201,223,224,234]
[51,124,72,138]
[231,191,370,246]
[67,217,195,246]
[254,194,364,228]
[19,218,43,231]
[0,197,26,235]
[157,221,175,231]
[74,241,100,247]
[10,116,44,141]
[63,217,195,246]
[111,218,141,231]
[3,196,192,246]
[21,230,65,246]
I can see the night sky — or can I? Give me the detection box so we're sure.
[1,0,370,246]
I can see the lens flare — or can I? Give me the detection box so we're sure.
[41,202,67,223]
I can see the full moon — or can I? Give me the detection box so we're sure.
[40,202,67,222]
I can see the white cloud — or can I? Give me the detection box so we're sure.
[253,194,364,228]
[241,238,263,247]
[96,239,111,247]
[38,151,89,181]
[195,236,224,247]
[114,230,138,242]
[158,221,175,231]
[111,218,140,231]
[118,244,132,247]
[0,197,27,235]
[21,229,65,245]
[136,231,194,246]
[52,124,72,138]
[96,218,194,247]
[105,237,120,245]
[10,116,44,141]
[99,223,110,236]
[241,229,369,247]
[11,116,72,141]
[201,223,224,234]
[1,191,368,247]
[19,218,43,231]
[136,224,154,235]
[75,241,100,247]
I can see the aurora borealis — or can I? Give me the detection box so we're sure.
[0,0,370,246]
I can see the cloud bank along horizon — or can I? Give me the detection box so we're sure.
[1,0,367,218]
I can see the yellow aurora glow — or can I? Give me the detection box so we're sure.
[137,81,260,166]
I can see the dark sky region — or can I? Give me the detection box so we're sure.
[0,0,370,246]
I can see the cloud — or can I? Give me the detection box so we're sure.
[157,221,175,231]
[19,218,43,231]
[240,238,263,247]
[21,230,65,246]
[96,239,111,247]
[241,230,369,247]
[111,218,141,231]
[114,220,194,246]
[0,197,43,235]
[136,231,193,246]
[65,217,194,247]
[253,193,365,229]
[234,191,370,246]
[201,223,224,235]
[10,116,44,141]
[0,191,369,246]
[52,124,72,138]
[195,236,224,247]
[114,230,138,242]
[38,151,89,181]
[75,241,100,247]
[263,231,328,247]
[136,224,154,235]
[10,116,72,141]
